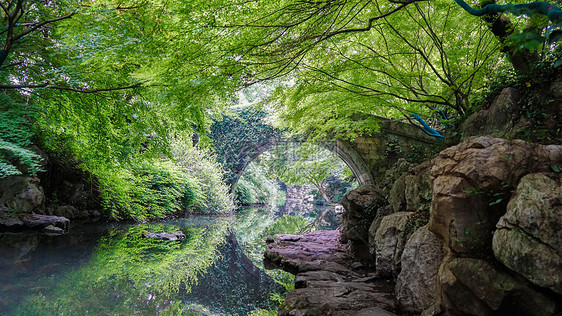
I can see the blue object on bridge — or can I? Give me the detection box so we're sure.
[411,113,444,142]
[437,109,452,129]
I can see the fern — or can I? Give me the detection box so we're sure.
[0,94,43,178]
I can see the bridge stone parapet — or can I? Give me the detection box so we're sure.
[211,111,439,192]
[349,116,437,180]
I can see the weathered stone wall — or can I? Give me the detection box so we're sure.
[284,185,315,213]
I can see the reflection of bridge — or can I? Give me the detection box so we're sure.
[210,111,438,192]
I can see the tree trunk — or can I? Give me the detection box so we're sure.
[479,0,540,74]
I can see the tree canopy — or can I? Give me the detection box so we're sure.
[1,0,559,218]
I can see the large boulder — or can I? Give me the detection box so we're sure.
[389,161,432,213]
[19,214,69,231]
[441,258,557,316]
[0,213,69,233]
[388,174,407,212]
[460,87,520,140]
[340,184,386,261]
[0,176,45,214]
[493,172,562,294]
[429,136,561,257]
[395,225,444,314]
[372,212,412,277]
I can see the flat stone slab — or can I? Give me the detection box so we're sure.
[0,213,69,233]
[265,230,397,316]
[142,230,185,241]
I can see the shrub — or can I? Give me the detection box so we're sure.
[0,94,43,177]
[96,158,201,220]
[170,135,234,214]
[235,162,284,205]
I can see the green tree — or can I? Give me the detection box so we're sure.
[454,0,562,73]
[1,0,236,218]
[209,0,499,114]
[264,142,350,205]
[0,93,43,177]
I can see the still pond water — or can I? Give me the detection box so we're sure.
[0,207,335,315]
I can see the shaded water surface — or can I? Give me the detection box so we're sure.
[0,214,285,315]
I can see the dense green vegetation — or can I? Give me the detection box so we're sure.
[0,94,42,177]
[1,1,561,315]
[1,0,561,219]
[235,162,285,206]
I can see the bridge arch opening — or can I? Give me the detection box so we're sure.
[228,138,374,195]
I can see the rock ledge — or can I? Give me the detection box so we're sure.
[265,230,397,316]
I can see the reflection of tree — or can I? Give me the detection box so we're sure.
[261,142,352,231]
[184,233,283,315]
[17,219,230,315]
[232,208,307,291]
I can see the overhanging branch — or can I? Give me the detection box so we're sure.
[0,83,143,93]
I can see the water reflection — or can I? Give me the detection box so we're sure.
[0,205,338,315]
[9,217,231,315]
[183,233,283,315]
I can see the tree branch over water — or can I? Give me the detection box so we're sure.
[0,83,143,93]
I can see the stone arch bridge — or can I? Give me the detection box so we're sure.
[210,110,439,193]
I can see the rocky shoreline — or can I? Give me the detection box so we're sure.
[265,136,562,316]
[264,230,398,316]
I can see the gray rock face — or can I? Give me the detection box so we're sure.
[442,258,557,316]
[493,173,562,294]
[461,87,519,140]
[373,212,413,277]
[389,162,432,213]
[500,173,561,250]
[426,137,562,315]
[404,162,432,212]
[388,174,407,212]
[340,184,386,261]
[395,226,443,314]
[340,184,385,242]
[0,176,44,214]
[429,136,562,257]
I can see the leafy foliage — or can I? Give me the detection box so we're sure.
[92,158,199,220]
[260,142,352,204]
[236,161,285,205]
[1,0,238,219]
[210,106,279,186]
[262,215,309,237]
[171,135,235,213]
[0,94,43,177]
[1,0,556,220]
[202,0,502,140]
